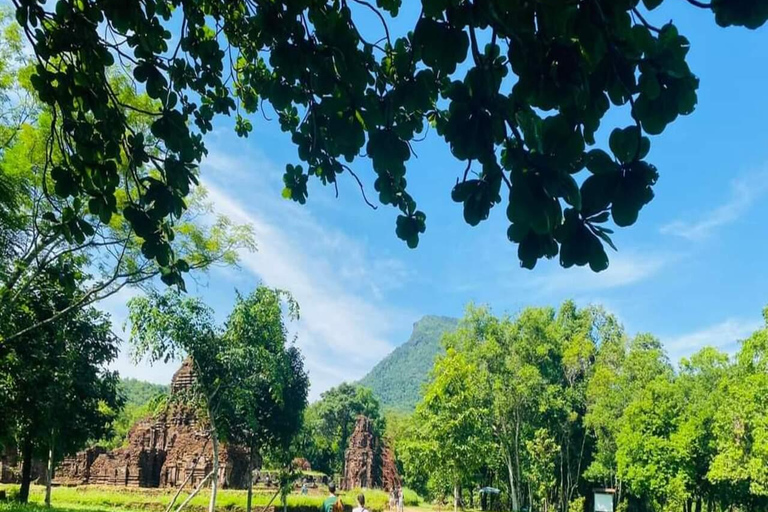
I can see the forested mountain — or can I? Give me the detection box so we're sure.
[118,378,169,407]
[360,315,458,411]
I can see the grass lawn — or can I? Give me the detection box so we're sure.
[0,485,422,512]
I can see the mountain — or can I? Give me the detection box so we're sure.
[360,315,459,411]
[118,377,169,407]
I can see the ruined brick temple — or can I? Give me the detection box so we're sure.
[54,359,249,488]
[341,415,400,491]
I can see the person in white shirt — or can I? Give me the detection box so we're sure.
[352,493,369,512]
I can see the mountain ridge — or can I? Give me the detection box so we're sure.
[359,315,459,411]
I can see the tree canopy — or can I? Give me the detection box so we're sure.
[0,8,255,343]
[0,256,122,504]
[393,302,768,512]
[298,382,384,476]
[7,0,766,282]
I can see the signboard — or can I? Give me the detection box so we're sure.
[594,491,614,512]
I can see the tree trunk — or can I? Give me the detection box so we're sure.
[504,451,520,512]
[45,429,55,507]
[695,499,702,512]
[208,412,219,512]
[454,483,460,512]
[18,436,33,503]
[246,448,254,512]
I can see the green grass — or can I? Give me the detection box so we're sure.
[0,484,421,512]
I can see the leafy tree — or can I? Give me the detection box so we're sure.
[221,287,310,512]
[441,302,607,511]
[0,69,255,343]
[584,331,673,496]
[410,347,494,512]
[127,288,309,512]
[617,375,685,511]
[6,0,766,278]
[127,290,228,512]
[0,258,122,504]
[310,382,384,476]
[708,310,768,508]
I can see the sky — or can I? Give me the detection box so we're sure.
[105,3,768,400]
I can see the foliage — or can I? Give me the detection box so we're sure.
[404,347,494,508]
[7,0,766,278]
[0,8,255,343]
[393,302,768,512]
[100,393,168,451]
[360,315,458,411]
[221,287,309,459]
[298,383,383,476]
[127,288,309,512]
[219,287,310,512]
[0,257,123,503]
[118,378,170,407]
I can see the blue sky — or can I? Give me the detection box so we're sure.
[104,3,768,400]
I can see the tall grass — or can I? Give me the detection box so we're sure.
[0,484,421,512]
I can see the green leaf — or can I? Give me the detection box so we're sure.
[585,150,619,175]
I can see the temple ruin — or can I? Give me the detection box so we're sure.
[341,415,400,491]
[54,359,249,488]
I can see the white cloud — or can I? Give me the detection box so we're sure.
[660,171,768,241]
[98,145,414,399]
[527,252,669,295]
[204,182,412,398]
[663,318,763,360]
[198,143,418,398]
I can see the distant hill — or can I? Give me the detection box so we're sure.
[118,377,169,407]
[360,315,459,411]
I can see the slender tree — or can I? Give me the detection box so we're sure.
[221,287,309,512]
[127,288,309,512]
[0,258,122,504]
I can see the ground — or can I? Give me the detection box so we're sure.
[0,484,429,512]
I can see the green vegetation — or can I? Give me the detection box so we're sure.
[127,287,310,512]
[118,379,169,407]
[4,0,766,281]
[0,485,420,512]
[296,383,384,477]
[393,303,768,512]
[360,316,458,411]
[95,378,171,450]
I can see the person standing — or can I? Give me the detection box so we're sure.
[352,493,368,512]
[397,488,404,512]
[322,482,339,512]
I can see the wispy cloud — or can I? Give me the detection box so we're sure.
[660,171,768,241]
[663,317,763,360]
[204,182,412,398]
[198,144,417,398]
[527,252,670,295]
[98,144,414,399]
